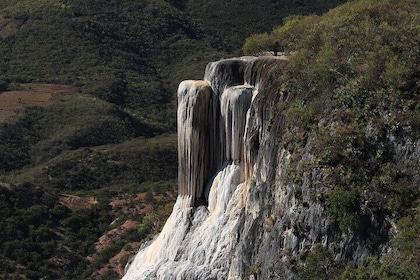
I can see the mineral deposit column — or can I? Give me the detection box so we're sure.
[220,85,254,164]
[177,80,213,207]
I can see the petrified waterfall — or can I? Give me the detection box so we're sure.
[177,80,213,206]
[177,58,257,207]
[122,56,285,279]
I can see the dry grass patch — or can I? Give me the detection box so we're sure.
[0,83,76,122]
[59,194,98,210]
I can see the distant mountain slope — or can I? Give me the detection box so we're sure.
[0,0,218,126]
[186,0,348,51]
[0,0,347,125]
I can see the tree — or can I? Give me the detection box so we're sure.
[242,33,281,56]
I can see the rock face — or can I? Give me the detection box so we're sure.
[122,56,419,280]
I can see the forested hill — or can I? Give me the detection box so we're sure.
[0,0,346,126]
[0,0,221,125]
[0,0,348,279]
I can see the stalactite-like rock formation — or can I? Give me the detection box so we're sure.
[220,85,253,164]
[122,56,287,280]
[177,80,213,206]
[176,57,282,207]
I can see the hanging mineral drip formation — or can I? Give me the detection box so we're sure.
[177,80,213,206]
[123,56,286,279]
[177,58,260,207]
[221,85,254,163]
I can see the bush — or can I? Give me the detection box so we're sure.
[298,245,341,280]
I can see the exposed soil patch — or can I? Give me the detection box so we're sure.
[94,219,139,255]
[0,16,25,38]
[89,189,176,278]
[0,83,76,122]
[109,193,154,216]
[59,194,98,210]
[107,242,141,276]
[0,182,12,190]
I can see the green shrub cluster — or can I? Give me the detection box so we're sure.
[341,213,420,279]
[0,182,110,279]
[297,245,341,280]
[0,178,176,279]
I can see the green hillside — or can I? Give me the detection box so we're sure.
[0,0,223,126]
[0,0,350,279]
[0,0,347,125]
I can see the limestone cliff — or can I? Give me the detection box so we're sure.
[122,56,419,280]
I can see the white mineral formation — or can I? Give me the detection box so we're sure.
[177,80,213,206]
[123,57,282,280]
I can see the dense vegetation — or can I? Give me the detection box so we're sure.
[244,0,419,278]
[0,0,219,126]
[0,0,349,279]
